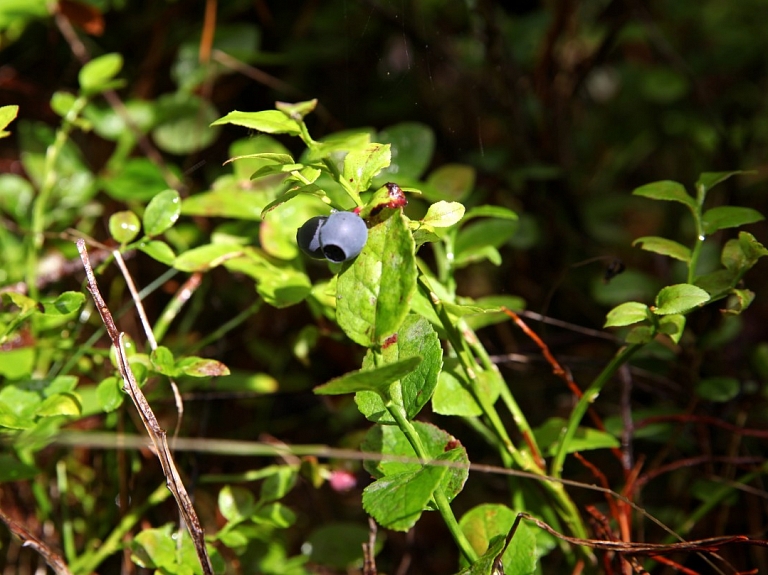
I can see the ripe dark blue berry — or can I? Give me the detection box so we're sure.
[296,216,328,259]
[319,211,368,263]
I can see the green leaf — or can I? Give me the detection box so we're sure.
[696,171,747,198]
[50,91,77,118]
[131,524,176,569]
[463,205,518,222]
[183,181,268,220]
[40,292,85,316]
[659,314,686,344]
[275,99,317,120]
[695,377,740,403]
[454,219,517,266]
[79,53,123,95]
[260,467,297,503]
[632,236,691,263]
[143,190,181,237]
[174,243,244,272]
[222,249,312,308]
[225,152,295,166]
[362,421,469,504]
[150,346,176,376]
[633,180,695,210]
[152,93,221,155]
[420,201,465,228]
[455,534,507,575]
[362,448,462,532]
[96,376,124,412]
[0,105,19,138]
[336,211,417,347]
[314,356,422,399]
[459,504,538,575]
[739,231,768,262]
[724,288,755,315]
[342,143,391,196]
[219,485,256,522]
[355,315,443,423]
[653,284,710,315]
[534,417,619,456]
[109,210,141,244]
[176,357,230,377]
[424,164,475,202]
[702,206,764,235]
[374,122,435,183]
[604,302,649,328]
[211,110,301,136]
[137,240,176,266]
[432,365,500,417]
[252,502,296,528]
[0,454,38,482]
[102,157,176,202]
[36,393,81,417]
[304,523,378,570]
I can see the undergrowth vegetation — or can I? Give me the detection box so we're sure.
[2,2,768,574]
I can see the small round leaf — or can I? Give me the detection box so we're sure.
[109,210,141,244]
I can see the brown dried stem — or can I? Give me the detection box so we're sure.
[76,239,213,575]
[0,506,72,575]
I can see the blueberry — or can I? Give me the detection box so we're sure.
[296,216,328,259]
[319,211,368,263]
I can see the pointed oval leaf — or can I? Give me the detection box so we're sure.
[336,211,417,347]
[604,301,650,327]
[211,110,301,135]
[314,356,422,399]
[463,205,518,222]
[695,377,740,403]
[0,105,19,138]
[36,393,81,417]
[343,143,391,196]
[374,122,435,183]
[424,164,475,202]
[654,284,710,315]
[150,346,176,376]
[79,53,123,94]
[109,210,141,244]
[702,206,764,235]
[658,314,686,344]
[218,485,256,522]
[174,244,244,272]
[96,376,124,412]
[421,201,465,228]
[696,171,749,196]
[176,357,230,377]
[40,292,85,316]
[138,240,176,266]
[143,190,181,237]
[632,236,691,263]
[632,180,695,209]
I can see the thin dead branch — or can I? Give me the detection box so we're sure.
[76,239,214,575]
[0,507,72,575]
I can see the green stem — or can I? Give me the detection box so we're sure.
[386,403,478,564]
[70,483,171,575]
[551,343,643,479]
[56,461,76,563]
[26,94,88,301]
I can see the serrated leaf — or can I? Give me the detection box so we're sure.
[343,143,391,196]
[654,284,710,315]
[362,449,461,532]
[109,210,141,244]
[355,315,442,423]
[604,302,649,327]
[421,201,465,228]
[702,206,764,235]
[362,421,469,506]
[336,211,417,347]
[632,236,691,262]
[632,180,695,210]
[224,152,295,165]
[211,109,301,135]
[314,356,422,399]
[143,190,181,237]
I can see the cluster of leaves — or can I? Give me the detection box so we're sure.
[2,2,768,574]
